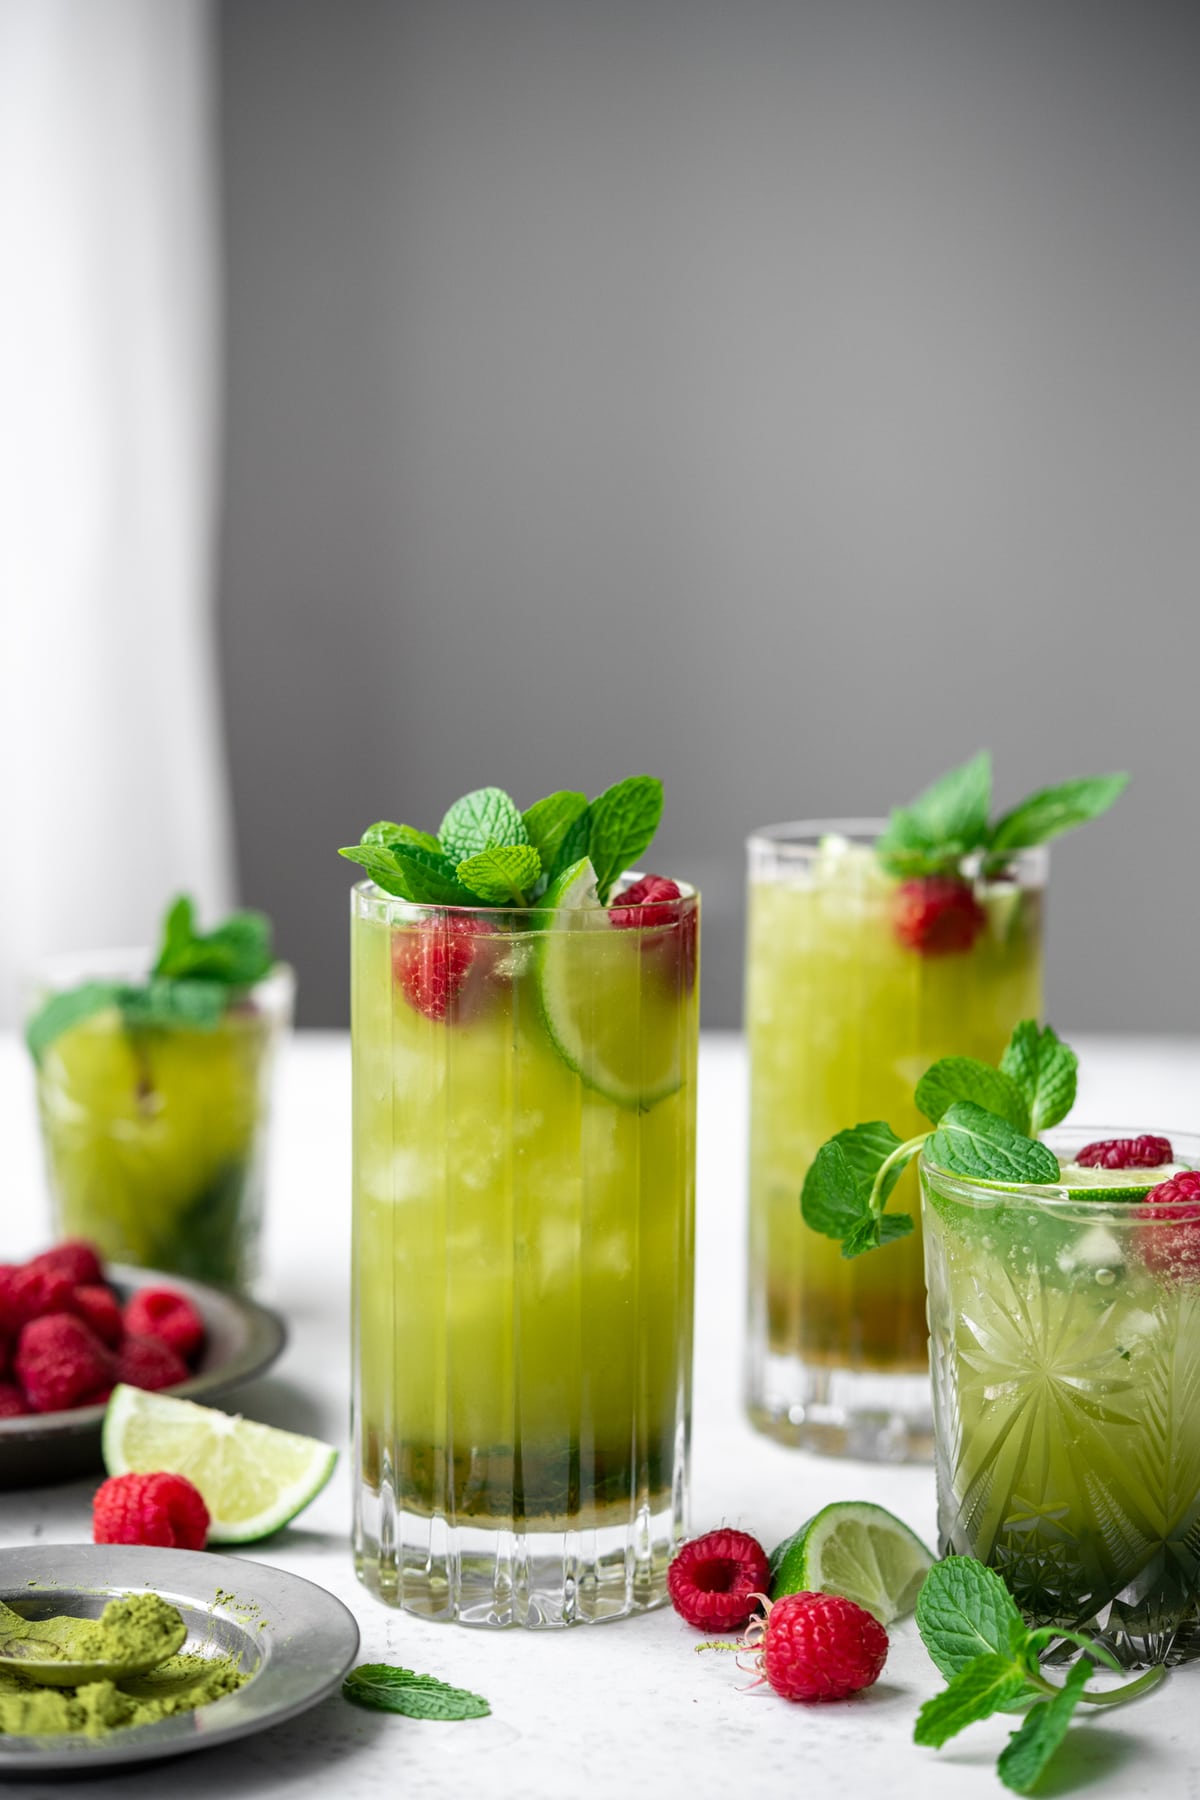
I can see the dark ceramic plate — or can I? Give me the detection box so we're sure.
[0,1544,359,1771]
[0,1267,286,1490]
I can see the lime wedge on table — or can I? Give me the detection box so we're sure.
[1056,1161,1184,1200]
[102,1386,337,1544]
[535,857,682,1110]
[770,1502,934,1624]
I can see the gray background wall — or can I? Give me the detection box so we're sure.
[217,0,1199,1031]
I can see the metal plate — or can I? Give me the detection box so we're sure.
[0,1268,287,1490]
[0,1545,359,1771]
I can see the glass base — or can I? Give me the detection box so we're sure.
[355,1495,683,1627]
[746,1351,933,1462]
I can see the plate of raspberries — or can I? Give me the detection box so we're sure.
[0,1241,285,1488]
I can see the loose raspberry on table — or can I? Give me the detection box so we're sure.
[92,1471,210,1550]
[1138,1170,1200,1281]
[124,1289,204,1363]
[392,915,491,1022]
[28,1240,105,1288]
[1077,1135,1174,1170]
[73,1285,125,1350]
[742,1591,888,1702]
[0,1380,30,1418]
[117,1334,191,1393]
[892,876,986,956]
[15,1314,115,1413]
[0,1264,77,1335]
[667,1529,771,1632]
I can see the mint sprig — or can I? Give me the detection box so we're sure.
[876,751,1127,878]
[340,776,666,910]
[25,896,276,1062]
[802,1022,1074,1258]
[341,1662,490,1721]
[914,1558,1163,1794]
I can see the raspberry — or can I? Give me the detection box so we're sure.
[1076,1135,1174,1170]
[92,1472,209,1550]
[610,875,698,991]
[116,1334,190,1392]
[892,876,986,956]
[0,1381,29,1418]
[391,915,493,1022]
[73,1285,125,1350]
[743,1591,889,1702]
[0,1264,77,1334]
[1137,1170,1200,1282]
[15,1314,115,1413]
[667,1529,771,1631]
[29,1240,105,1288]
[123,1289,204,1363]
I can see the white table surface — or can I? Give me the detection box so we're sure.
[2,1029,1200,1800]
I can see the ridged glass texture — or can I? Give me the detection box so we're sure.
[744,823,1045,1460]
[925,1128,1200,1667]
[351,880,698,1627]
[34,957,294,1290]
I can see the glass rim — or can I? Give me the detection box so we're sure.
[921,1124,1198,1219]
[351,872,699,926]
[746,818,1049,880]
[29,948,295,1016]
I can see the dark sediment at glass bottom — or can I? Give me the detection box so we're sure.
[362,1431,675,1525]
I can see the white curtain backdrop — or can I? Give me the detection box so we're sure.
[0,0,232,1025]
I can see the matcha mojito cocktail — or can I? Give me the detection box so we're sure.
[925,1126,1200,1668]
[747,755,1126,1460]
[345,780,698,1627]
[28,899,291,1289]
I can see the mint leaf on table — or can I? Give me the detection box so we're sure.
[339,841,474,906]
[914,1653,1031,1748]
[999,1021,1078,1135]
[342,1663,490,1721]
[25,981,125,1064]
[988,773,1129,856]
[361,820,442,856]
[915,1556,1027,1680]
[996,1659,1090,1795]
[926,1102,1060,1186]
[586,776,664,904]
[915,1057,1030,1134]
[455,845,543,905]
[877,751,992,876]
[439,787,528,865]
[522,791,589,874]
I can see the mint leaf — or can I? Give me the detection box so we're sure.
[119,978,228,1032]
[999,1022,1078,1134]
[913,1653,1030,1749]
[152,898,273,986]
[801,1122,905,1241]
[340,842,473,906]
[522,791,589,874]
[916,1557,1027,1682]
[586,776,664,904]
[989,774,1129,856]
[877,752,992,874]
[550,804,592,883]
[455,845,542,905]
[915,1058,1030,1133]
[439,788,528,864]
[25,981,125,1063]
[927,1102,1060,1186]
[843,1210,915,1259]
[342,1663,490,1721]
[996,1659,1090,1795]
[361,820,442,856]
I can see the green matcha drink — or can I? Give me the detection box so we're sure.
[746,755,1126,1461]
[924,1128,1200,1667]
[345,780,698,1627]
[28,900,292,1288]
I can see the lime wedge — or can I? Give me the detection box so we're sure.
[769,1501,934,1624]
[535,857,682,1110]
[102,1385,338,1544]
[1056,1161,1184,1201]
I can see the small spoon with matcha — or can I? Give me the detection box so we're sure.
[0,1592,187,1687]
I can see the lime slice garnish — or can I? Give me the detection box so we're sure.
[769,1501,934,1624]
[534,857,682,1110]
[102,1385,337,1544]
[1056,1161,1184,1201]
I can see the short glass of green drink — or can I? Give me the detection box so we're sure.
[924,1127,1200,1667]
[27,898,291,1289]
[346,780,699,1626]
